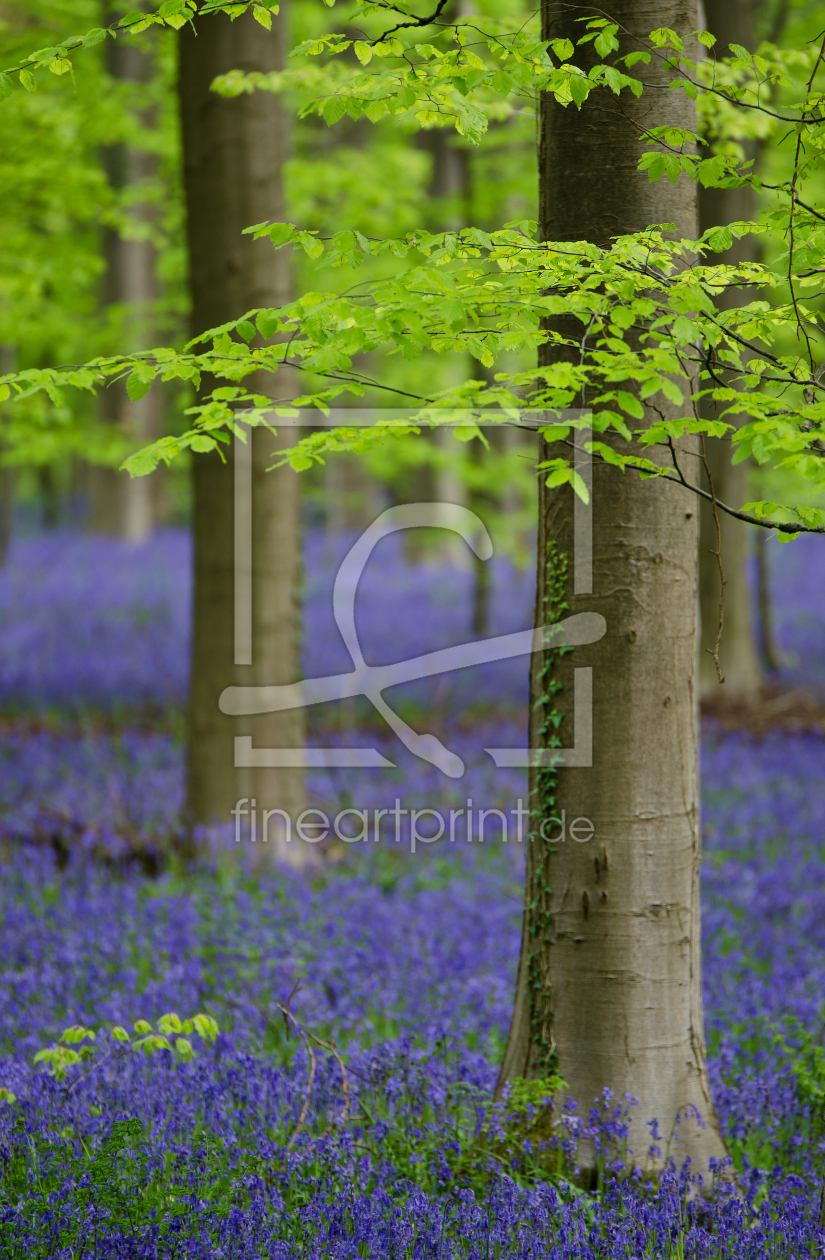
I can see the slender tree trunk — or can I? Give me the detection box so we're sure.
[38,465,60,529]
[697,0,761,702]
[89,27,162,540]
[0,344,15,566]
[500,0,728,1178]
[755,527,780,674]
[0,466,12,566]
[179,6,306,861]
[324,454,378,540]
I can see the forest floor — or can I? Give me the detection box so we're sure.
[0,526,823,1256]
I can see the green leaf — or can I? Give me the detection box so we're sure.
[354,41,372,65]
[48,58,72,75]
[570,470,589,503]
[19,69,36,92]
[545,465,571,488]
[705,225,733,252]
[365,99,389,122]
[0,73,12,100]
[252,5,272,28]
[297,232,324,260]
[550,37,574,61]
[322,96,347,125]
[290,453,314,471]
[257,310,282,339]
[697,30,716,47]
[661,378,684,405]
[594,25,619,56]
[82,27,108,47]
[190,435,217,453]
[672,316,696,344]
[266,222,296,247]
[126,372,152,402]
[568,74,589,107]
[123,448,161,477]
[237,320,256,343]
[640,152,665,182]
[616,391,644,419]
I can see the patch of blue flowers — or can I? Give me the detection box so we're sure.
[0,529,824,1255]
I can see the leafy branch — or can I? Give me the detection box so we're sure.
[0,0,278,102]
[33,1012,219,1092]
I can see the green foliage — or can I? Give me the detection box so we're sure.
[354,1063,570,1194]
[33,1012,219,1084]
[0,0,186,479]
[1,0,824,535]
[216,12,646,146]
[708,1012,825,1176]
[0,1,280,99]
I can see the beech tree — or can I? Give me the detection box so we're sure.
[496,0,728,1174]
[89,26,163,540]
[1,0,823,1179]
[178,4,306,854]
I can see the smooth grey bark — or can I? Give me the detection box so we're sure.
[697,0,761,702]
[89,29,162,540]
[500,0,728,1179]
[179,7,306,861]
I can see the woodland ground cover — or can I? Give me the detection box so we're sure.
[1,528,824,1255]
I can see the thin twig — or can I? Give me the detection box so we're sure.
[553,433,825,536]
[369,0,450,42]
[287,1031,316,1151]
[309,1032,351,1133]
[275,1001,350,1143]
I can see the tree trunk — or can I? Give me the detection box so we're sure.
[88,26,162,540]
[38,465,60,529]
[0,344,15,566]
[755,527,780,674]
[697,0,761,703]
[500,0,728,1179]
[179,6,306,862]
